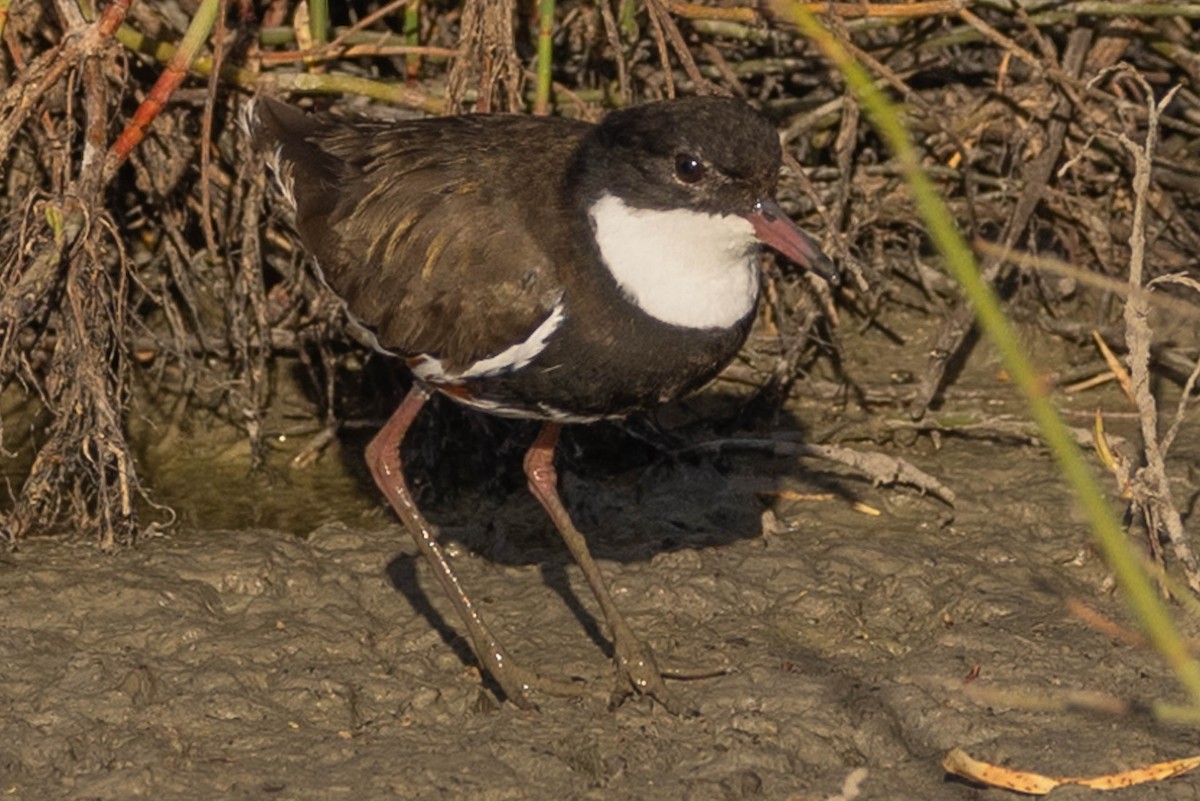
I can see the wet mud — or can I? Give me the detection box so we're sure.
[2,322,1199,801]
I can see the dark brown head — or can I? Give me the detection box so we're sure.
[575,96,837,283]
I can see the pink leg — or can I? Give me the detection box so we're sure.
[366,388,582,708]
[523,423,682,713]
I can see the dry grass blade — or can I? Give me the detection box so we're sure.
[1090,330,1134,404]
[944,747,1200,794]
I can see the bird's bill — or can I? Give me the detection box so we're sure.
[743,198,839,285]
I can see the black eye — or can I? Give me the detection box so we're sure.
[674,153,706,184]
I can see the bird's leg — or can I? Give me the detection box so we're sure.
[366,387,583,709]
[523,423,684,714]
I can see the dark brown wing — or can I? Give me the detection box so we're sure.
[250,98,590,370]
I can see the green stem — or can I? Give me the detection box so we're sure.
[174,0,220,63]
[308,0,329,45]
[1040,1,1200,17]
[104,0,221,177]
[112,24,445,114]
[619,0,638,40]
[534,0,556,115]
[276,72,443,113]
[403,1,421,79]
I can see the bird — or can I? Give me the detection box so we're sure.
[246,94,838,713]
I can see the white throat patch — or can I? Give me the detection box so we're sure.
[588,193,761,329]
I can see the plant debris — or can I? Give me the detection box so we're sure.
[0,1,1197,560]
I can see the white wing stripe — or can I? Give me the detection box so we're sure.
[411,299,566,382]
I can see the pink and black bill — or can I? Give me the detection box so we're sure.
[744,198,840,285]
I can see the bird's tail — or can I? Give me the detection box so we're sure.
[240,96,340,221]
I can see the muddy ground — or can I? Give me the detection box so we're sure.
[2,315,1199,801]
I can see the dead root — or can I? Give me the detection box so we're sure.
[0,1,1197,564]
[680,436,955,507]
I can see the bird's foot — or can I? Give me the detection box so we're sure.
[487,661,590,711]
[489,638,730,715]
[607,631,722,716]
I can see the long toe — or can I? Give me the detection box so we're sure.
[494,663,592,709]
[609,634,694,716]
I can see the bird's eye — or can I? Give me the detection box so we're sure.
[674,153,706,184]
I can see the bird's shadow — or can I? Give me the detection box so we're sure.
[382,552,524,702]
[356,382,857,667]
[383,547,616,673]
